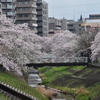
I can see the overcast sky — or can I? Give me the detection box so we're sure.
[45,0,100,21]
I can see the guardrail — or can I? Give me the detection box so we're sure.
[34,57,88,63]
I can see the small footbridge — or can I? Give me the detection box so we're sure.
[26,57,88,67]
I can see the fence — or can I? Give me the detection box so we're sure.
[34,57,88,63]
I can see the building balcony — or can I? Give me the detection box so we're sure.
[2,5,6,9]
[32,4,37,8]
[16,3,37,8]
[7,12,13,16]
[7,0,13,2]
[16,10,37,14]
[37,17,43,21]
[16,16,37,21]
[37,5,42,9]
[34,0,37,2]
[7,5,13,9]
[1,0,13,2]
[37,11,42,15]
[37,1,42,4]
[1,0,6,2]
[37,22,43,26]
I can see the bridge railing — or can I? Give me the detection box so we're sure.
[34,57,88,63]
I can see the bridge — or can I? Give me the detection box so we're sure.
[26,57,88,67]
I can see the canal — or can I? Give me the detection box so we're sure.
[28,67,74,100]
[46,87,75,100]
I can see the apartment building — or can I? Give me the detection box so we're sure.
[0,0,15,18]
[67,20,75,33]
[75,20,83,34]
[49,17,61,31]
[80,14,100,33]
[36,0,48,36]
[81,19,100,33]
[89,14,100,19]
[0,3,2,15]
[67,20,83,34]
[0,0,48,36]
[48,17,67,34]
[61,18,67,30]
[15,0,37,32]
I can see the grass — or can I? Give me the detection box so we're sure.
[38,66,100,100]
[39,66,86,85]
[39,66,75,84]
[0,93,10,100]
[0,71,48,100]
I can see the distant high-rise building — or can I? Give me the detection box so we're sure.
[36,0,48,36]
[15,0,37,32]
[0,0,15,19]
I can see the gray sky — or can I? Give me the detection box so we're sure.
[45,0,100,20]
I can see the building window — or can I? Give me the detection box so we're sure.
[43,5,46,9]
[68,24,74,27]
[32,14,36,17]
[24,7,30,11]
[24,2,29,4]
[24,14,28,17]
[18,14,23,17]
[33,20,37,24]
[17,8,23,11]
[18,2,22,5]
[17,8,30,11]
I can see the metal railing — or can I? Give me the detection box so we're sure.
[34,57,88,63]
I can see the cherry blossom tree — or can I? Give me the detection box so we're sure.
[42,31,77,58]
[91,32,100,62]
[1,14,92,75]
[0,15,44,75]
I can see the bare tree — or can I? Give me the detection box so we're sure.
[75,32,96,62]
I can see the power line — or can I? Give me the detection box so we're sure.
[49,3,100,9]
[50,9,100,16]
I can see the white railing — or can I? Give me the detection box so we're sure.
[34,57,88,63]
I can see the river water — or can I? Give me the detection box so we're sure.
[46,86,74,100]
[52,92,75,100]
